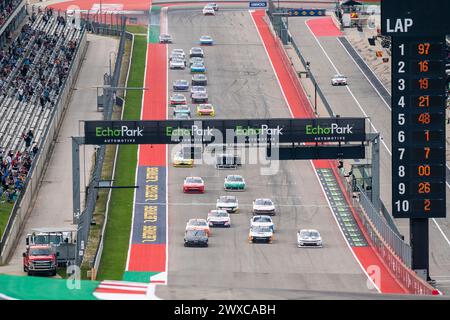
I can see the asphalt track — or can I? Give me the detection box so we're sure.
[154,8,376,299]
[288,17,450,294]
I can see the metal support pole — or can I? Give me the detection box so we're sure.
[72,137,86,219]
[410,218,430,281]
[314,83,317,115]
[72,137,82,224]
[370,133,381,212]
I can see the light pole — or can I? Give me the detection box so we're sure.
[109,51,116,77]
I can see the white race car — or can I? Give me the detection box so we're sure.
[252,198,276,215]
[248,226,273,244]
[216,195,239,213]
[203,6,215,15]
[171,49,186,59]
[207,210,230,227]
[191,86,207,97]
[250,215,274,232]
[331,74,347,86]
[170,58,186,70]
[297,229,323,248]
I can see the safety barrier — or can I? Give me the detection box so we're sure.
[90,30,134,278]
[337,168,438,295]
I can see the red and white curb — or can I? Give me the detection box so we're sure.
[93,281,161,300]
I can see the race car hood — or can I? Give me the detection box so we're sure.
[298,235,321,241]
[250,231,273,237]
[225,181,244,185]
[217,202,237,208]
[208,216,230,222]
[251,221,273,228]
[185,234,208,241]
[185,182,204,187]
[253,205,275,211]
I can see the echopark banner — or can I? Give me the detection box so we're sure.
[84,118,366,145]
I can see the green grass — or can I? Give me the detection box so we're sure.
[0,202,14,240]
[96,35,147,280]
[126,25,148,34]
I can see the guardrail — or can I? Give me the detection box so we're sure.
[0,29,88,263]
[76,20,129,270]
[336,168,438,295]
[90,32,133,279]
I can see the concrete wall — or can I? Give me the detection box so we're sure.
[0,31,88,265]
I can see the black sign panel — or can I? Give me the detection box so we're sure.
[391,36,447,218]
[381,0,450,37]
[84,118,366,145]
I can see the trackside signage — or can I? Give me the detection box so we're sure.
[84,118,366,144]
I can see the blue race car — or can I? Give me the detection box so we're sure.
[191,63,206,73]
[199,35,214,45]
[173,79,189,91]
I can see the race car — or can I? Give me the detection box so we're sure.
[190,86,207,97]
[252,198,276,215]
[173,104,191,117]
[250,215,274,232]
[172,151,194,167]
[191,62,206,73]
[196,104,215,116]
[184,229,208,247]
[216,195,239,213]
[189,57,204,66]
[202,6,215,15]
[159,34,173,43]
[169,93,187,106]
[192,74,207,86]
[200,35,214,45]
[215,154,241,169]
[171,48,186,59]
[206,3,219,10]
[183,176,205,193]
[331,74,347,86]
[297,229,323,248]
[189,47,204,58]
[192,92,208,103]
[207,210,230,228]
[186,218,211,236]
[173,79,189,91]
[184,230,208,247]
[224,175,245,191]
[248,226,273,244]
[169,58,186,70]
[174,112,190,120]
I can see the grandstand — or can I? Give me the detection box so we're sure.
[0,9,84,203]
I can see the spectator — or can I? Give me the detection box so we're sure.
[32,144,39,157]
[23,132,32,148]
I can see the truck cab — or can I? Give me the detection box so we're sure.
[22,245,58,276]
[25,227,77,267]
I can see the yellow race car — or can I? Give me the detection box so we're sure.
[196,104,215,116]
[172,151,194,167]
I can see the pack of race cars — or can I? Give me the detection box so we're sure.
[164,7,323,249]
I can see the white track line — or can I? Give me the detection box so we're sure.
[304,19,450,248]
[250,11,381,294]
[164,6,169,286]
